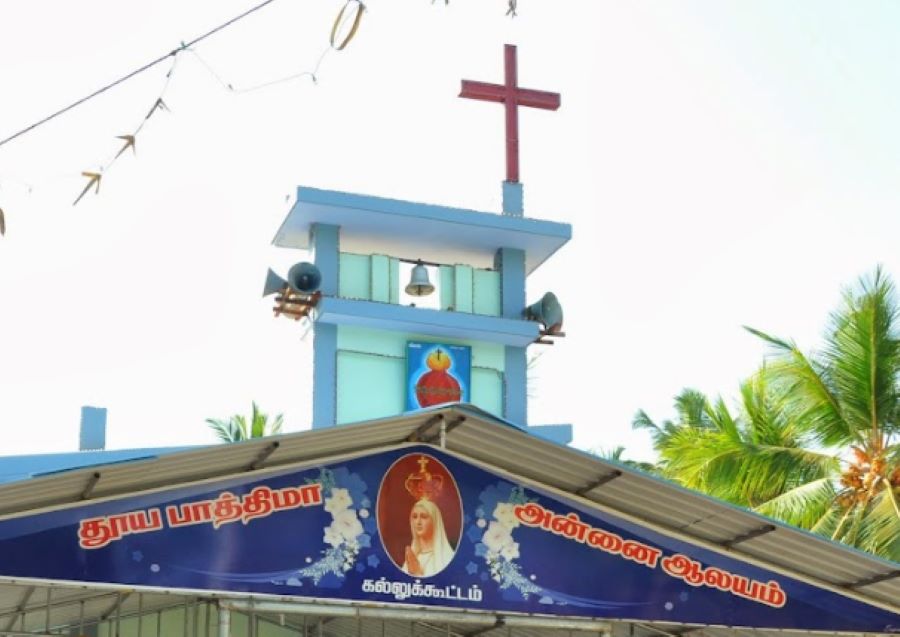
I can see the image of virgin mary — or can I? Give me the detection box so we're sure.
[402,497,454,577]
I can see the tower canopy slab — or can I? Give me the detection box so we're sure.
[273,187,571,274]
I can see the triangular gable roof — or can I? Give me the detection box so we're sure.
[0,405,896,633]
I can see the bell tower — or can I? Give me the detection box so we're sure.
[267,44,571,444]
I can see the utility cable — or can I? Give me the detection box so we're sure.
[0,0,282,149]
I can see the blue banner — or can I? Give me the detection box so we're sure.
[0,446,897,633]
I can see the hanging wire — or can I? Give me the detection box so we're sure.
[189,44,332,93]
[0,0,283,149]
[190,0,364,94]
[2,0,372,216]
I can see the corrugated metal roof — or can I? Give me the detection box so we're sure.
[0,405,896,635]
[0,447,199,485]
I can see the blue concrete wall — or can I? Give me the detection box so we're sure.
[334,326,504,424]
[338,253,401,303]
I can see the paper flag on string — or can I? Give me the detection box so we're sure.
[73,172,102,206]
[0,207,5,236]
[145,98,169,121]
[115,135,136,159]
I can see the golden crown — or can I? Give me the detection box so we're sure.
[404,456,444,501]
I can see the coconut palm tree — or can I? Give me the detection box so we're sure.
[206,402,284,443]
[635,268,900,560]
[634,379,837,508]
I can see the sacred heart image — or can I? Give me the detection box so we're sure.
[377,453,463,578]
[406,342,471,410]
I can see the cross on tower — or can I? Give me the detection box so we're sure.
[460,44,561,184]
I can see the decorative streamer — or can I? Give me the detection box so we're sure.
[72,56,179,205]
[144,98,170,121]
[330,1,365,51]
[114,135,136,159]
[73,172,102,206]
[5,31,333,214]
[0,176,35,236]
[65,2,367,206]
[0,0,283,150]
[9,1,369,216]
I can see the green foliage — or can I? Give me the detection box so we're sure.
[635,267,900,560]
[206,401,284,443]
[593,446,659,474]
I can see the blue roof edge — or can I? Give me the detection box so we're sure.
[291,186,572,237]
[0,446,204,485]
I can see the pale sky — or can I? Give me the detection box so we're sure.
[2,1,900,462]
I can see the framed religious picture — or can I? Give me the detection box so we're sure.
[376,452,463,578]
[406,342,471,411]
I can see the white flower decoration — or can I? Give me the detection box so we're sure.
[493,502,521,530]
[359,508,369,519]
[476,518,487,528]
[333,508,364,541]
[482,520,513,553]
[323,524,343,547]
[324,488,353,514]
[500,541,520,561]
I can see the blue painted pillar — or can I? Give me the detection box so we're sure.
[312,223,339,429]
[496,245,527,426]
[502,181,524,217]
[499,182,527,425]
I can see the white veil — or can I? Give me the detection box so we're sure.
[407,499,454,576]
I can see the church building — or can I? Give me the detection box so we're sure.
[0,44,896,637]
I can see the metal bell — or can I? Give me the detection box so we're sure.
[405,260,435,296]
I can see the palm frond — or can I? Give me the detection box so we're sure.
[674,389,713,428]
[851,485,900,560]
[743,326,795,352]
[269,413,284,435]
[824,268,900,444]
[632,410,678,449]
[755,478,837,530]
[250,402,265,439]
[205,402,283,443]
[759,349,851,447]
[205,417,245,443]
[232,415,249,441]
[708,396,741,441]
[597,446,626,461]
[809,505,841,537]
[632,410,659,432]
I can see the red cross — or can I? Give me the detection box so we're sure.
[460,44,561,184]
